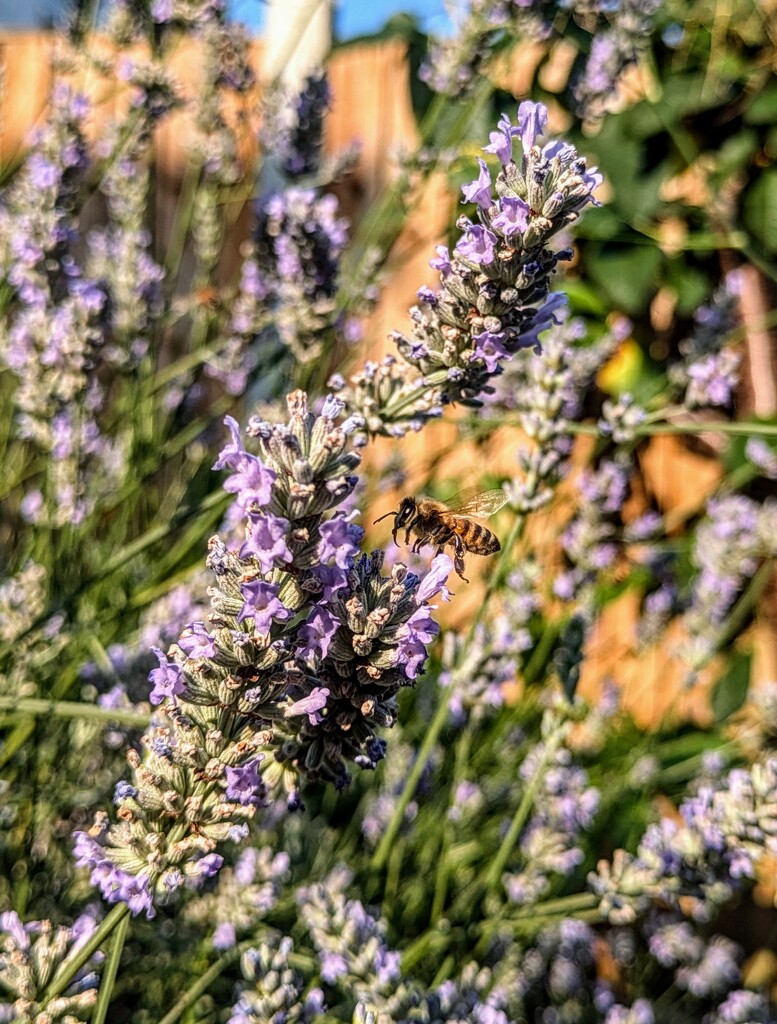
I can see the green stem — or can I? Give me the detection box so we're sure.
[703,559,774,663]
[3,487,228,654]
[372,515,525,872]
[657,740,738,786]
[478,416,777,439]
[371,687,449,872]
[156,943,248,1024]
[0,696,148,728]
[91,909,130,1024]
[506,891,599,920]
[522,620,561,686]
[639,420,777,437]
[45,903,130,1003]
[430,726,473,922]
[485,718,566,891]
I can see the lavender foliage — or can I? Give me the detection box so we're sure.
[72,392,454,917]
[3,3,777,1021]
[420,0,662,120]
[336,101,601,436]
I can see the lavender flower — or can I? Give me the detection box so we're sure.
[670,285,740,409]
[184,845,291,947]
[439,561,540,726]
[497,314,618,515]
[589,759,777,925]
[704,990,776,1023]
[0,84,118,527]
[745,438,777,479]
[504,725,600,906]
[72,392,455,916]
[570,0,663,120]
[229,935,325,1024]
[262,70,332,180]
[512,919,602,1022]
[554,457,630,607]
[336,102,601,436]
[0,911,101,1023]
[296,868,420,1019]
[420,0,662,121]
[686,350,741,409]
[683,496,777,668]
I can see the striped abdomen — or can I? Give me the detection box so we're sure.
[448,517,500,555]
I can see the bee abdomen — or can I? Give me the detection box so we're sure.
[457,521,500,555]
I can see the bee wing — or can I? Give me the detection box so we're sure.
[446,487,508,518]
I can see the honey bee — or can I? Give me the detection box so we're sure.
[374,489,508,582]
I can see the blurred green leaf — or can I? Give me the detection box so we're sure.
[584,244,663,313]
[711,652,751,722]
[743,169,777,254]
[743,80,777,124]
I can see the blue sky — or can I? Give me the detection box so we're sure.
[229,0,452,37]
[0,0,453,36]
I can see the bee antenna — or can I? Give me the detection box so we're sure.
[373,510,397,525]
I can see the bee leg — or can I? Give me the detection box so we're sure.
[452,535,469,583]
[404,517,420,545]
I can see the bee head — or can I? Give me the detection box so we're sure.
[394,497,417,534]
[373,497,417,545]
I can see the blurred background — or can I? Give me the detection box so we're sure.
[0,0,452,36]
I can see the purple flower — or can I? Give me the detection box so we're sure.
[225,759,263,805]
[178,623,217,660]
[1,911,30,950]
[483,113,518,165]
[212,923,236,952]
[98,684,129,710]
[297,606,338,660]
[461,158,493,210]
[148,646,186,705]
[318,512,363,568]
[491,196,531,238]
[237,579,291,632]
[192,854,224,881]
[320,950,349,983]
[394,606,439,679]
[150,0,173,21]
[429,244,452,277]
[112,872,156,918]
[73,831,107,871]
[456,224,497,266]
[27,152,60,189]
[517,100,548,151]
[285,686,330,725]
[241,513,293,574]
[114,781,138,803]
[686,351,740,408]
[313,564,349,602]
[471,330,511,373]
[415,553,453,603]
[214,417,277,509]
[86,862,155,919]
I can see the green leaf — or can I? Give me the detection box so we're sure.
[743,80,777,125]
[711,651,751,722]
[665,260,711,317]
[742,169,777,254]
[713,130,759,181]
[584,244,663,313]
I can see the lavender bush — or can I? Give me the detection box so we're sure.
[2,0,777,1021]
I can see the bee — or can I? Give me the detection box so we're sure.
[374,489,508,582]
